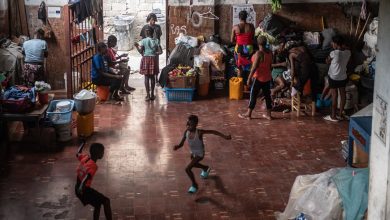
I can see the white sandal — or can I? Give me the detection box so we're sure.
[323,115,339,122]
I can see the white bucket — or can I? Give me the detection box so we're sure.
[54,123,72,142]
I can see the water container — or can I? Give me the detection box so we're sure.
[96,86,110,101]
[77,112,94,137]
[229,77,243,100]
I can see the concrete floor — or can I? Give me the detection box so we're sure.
[0,83,348,219]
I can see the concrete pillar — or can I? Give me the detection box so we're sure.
[367,0,390,219]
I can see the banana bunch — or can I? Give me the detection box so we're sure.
[270,0,282,12]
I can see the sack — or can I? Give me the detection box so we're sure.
[259,13,286,36]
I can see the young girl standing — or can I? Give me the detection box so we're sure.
[135,27,159,101]
[323,35,351,122]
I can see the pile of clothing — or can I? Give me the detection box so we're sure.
[1,86,36,113]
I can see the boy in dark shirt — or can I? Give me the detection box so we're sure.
[91,42,124,101]
[75,142,112,220]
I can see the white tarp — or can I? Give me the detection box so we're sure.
[275,168,344,220]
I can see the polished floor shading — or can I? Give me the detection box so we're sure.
[0,88,348,220]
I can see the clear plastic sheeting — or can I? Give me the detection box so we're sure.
[75,89,96,100]
[275,168,343,220]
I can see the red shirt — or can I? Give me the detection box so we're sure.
[76,154,98,187]
[252,51,273,82]
[107,48,116,67]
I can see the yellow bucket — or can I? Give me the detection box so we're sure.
[77,112,94,137]
[229,77,244,100]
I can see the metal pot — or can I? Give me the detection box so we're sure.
[73,95,96,115]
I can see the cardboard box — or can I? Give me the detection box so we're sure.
[352,140,368,168]
[168,76,196,88]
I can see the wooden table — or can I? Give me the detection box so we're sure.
[1,94,54,144]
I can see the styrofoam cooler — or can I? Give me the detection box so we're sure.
[77,112,94,137]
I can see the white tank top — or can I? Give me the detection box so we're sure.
[186,129,204,157]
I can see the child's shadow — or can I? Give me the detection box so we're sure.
[208,175,230,195]
[195,196,228,210]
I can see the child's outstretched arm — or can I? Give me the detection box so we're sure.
[173,131,187,151]
[76,140,86,158]
[200,130,231,140]
[77,173,91,195]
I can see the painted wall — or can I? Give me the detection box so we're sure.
[368,0,390,219]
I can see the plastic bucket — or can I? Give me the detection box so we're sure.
[38,92,49,104]
[54,123,72,142]
[97,86,110,101]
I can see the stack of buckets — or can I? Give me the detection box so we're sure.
[74,90,96,137]
[50,100,74,142]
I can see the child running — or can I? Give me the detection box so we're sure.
[134,27,159,101]
[323,35,351,122]
[75,142,112,220]
[173,115,231,193]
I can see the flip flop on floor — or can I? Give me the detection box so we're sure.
[200,167,211,179]
[238,113,251,120]
[323,115,339,122]
[188,185,198,194]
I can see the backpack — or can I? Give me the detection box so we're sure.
[38,1,47,23]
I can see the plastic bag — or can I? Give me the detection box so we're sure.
[275,168,343,220]
[200,42,226,71]
[194,55,210,68]
[175,33,198,48]
[75,89,96,100]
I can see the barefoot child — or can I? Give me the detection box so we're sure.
[323,35,351,122]
[134,27,159,101]
[75,142,112,220]
[173,115,231,193]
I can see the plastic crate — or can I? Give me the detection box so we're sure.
[46,100,74,125]
[165,88,195,102]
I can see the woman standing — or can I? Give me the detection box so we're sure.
[231,10,255,85]
[238,36,273,120]
[140,13,162,84]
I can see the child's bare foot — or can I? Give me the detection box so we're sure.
[238,113,251,120]
[262,114,272,120]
